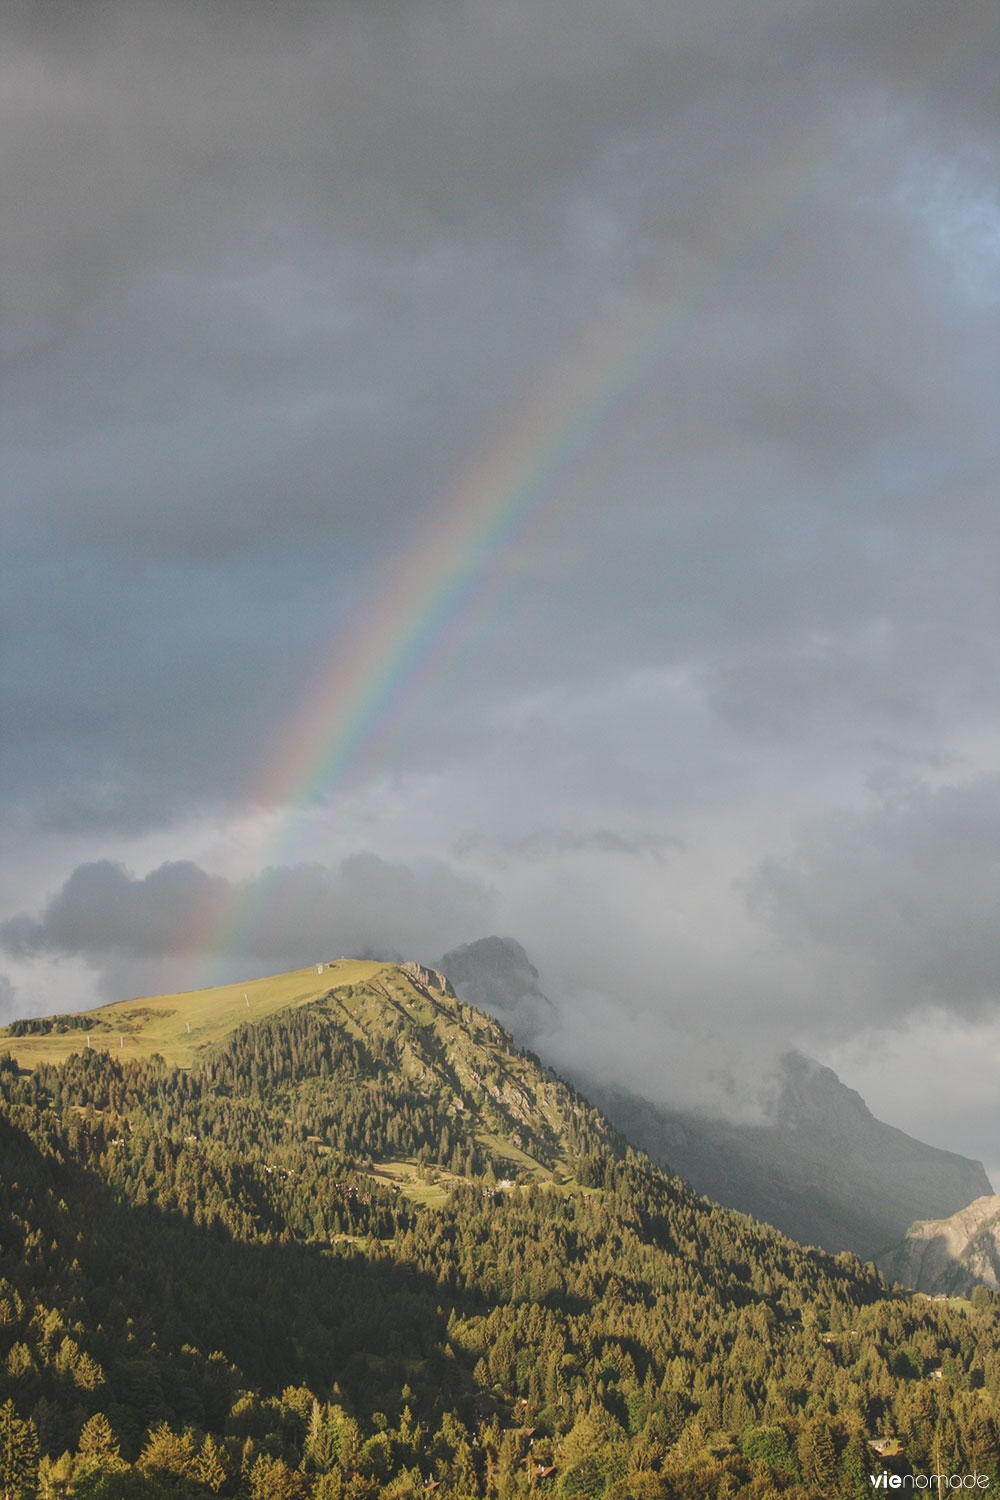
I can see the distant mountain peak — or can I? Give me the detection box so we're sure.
[439,935,540,986]
[770,1050,876,1133]
[593,1053,993,1260]
[430,938,993,1261]
[436,935,555,1044]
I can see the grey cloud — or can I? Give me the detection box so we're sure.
[2,860,231,960]
[4,0,1000,1156]
[0,976,16,1026]
[5,0,1000,842]
[746,775,1000,1021]
[0,854,493,1003]
[455,826,682,863]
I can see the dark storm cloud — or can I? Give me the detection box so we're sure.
[5,0,1000,837]
[2,860,230,960]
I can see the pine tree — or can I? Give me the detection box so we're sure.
[139,1420,197,1479]
[449,1437,478,1495]
[36,1450,73,1500]
[249,1452,308,1499]
[77,1412,122,1466]
[840,1430,874,1500]
[315,1470,344,1500]
[797,1416,837,1494]
[0,1401,39,1500]
[962,1406,996,1470]
[196,1433,229,1494]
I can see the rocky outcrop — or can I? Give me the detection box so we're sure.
[879,1195,1000,1294]
[400,960,455,997]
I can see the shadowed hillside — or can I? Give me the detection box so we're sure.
[590,1056,993,1263]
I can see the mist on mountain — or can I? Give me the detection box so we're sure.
[437,935,993,1260]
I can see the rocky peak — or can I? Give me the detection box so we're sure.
[770,1051,876,1134]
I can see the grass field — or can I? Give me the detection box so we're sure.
[367,1159,467,1208]
[0,960,386,1071]
[474,1129,559,1183]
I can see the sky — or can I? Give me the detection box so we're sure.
[4,0,1000,1178]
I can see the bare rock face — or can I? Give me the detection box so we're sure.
[400,960,455,997]
[879,1195,1000,1294]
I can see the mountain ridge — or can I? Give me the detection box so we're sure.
[2,958,623,1188]
[436,936,992,1261]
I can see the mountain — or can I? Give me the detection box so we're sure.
[435,937,556,1045]
[1,957,618,1182]
[1,960,999,1499]
[437,938,992,1262]
[879,1195,1000,1296]
[589,1056,994,1264]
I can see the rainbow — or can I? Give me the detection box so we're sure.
[204,9,996,980]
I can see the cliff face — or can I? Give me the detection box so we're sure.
[879,1195,1000,1294]
[399,959,455,996]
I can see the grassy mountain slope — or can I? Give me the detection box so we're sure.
[1,963,998,1499]
[4,960,618,1186]
[1,961,380,1070]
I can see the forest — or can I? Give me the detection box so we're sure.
[0,968,997,1499]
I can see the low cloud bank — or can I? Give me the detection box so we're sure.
[1,853,492,1002]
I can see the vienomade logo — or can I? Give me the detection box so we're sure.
[869,1474,992,1490]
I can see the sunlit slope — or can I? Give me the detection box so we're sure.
[305,961,620,1179]
[0,959,384,1069]
[1,958,618,1181]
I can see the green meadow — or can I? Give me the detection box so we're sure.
[1,959,384,1070]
